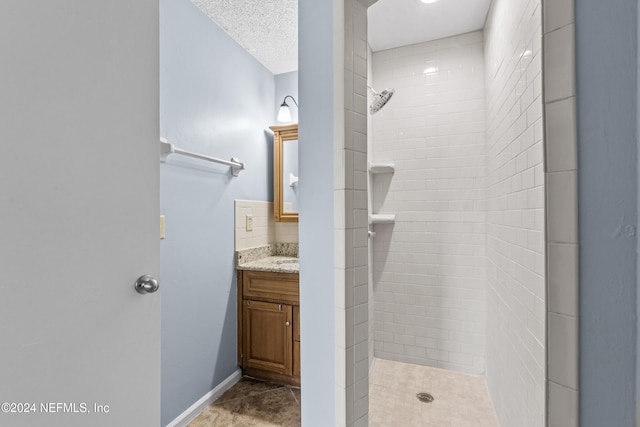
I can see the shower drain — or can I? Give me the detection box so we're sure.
[416,392,434,403]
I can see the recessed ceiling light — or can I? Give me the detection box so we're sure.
[419,0,439,4]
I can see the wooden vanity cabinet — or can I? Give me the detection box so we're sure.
[237,270,300,386]
[293,306,300,377]
[243,300,292,375]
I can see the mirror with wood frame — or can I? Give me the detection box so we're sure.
[270,123,299,222]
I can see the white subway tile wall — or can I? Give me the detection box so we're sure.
[371,31,487,375]
[484,0,545,425]
[542,0,578,424]
[367,43,375,373]
[234,200,298,250]
[337,1,370,425]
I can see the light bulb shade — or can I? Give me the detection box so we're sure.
[277,104,292,122]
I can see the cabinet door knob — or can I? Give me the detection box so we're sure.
[285,321,290,326]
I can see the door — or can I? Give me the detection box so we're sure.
[243,300,293,375]
[0,2,160,427]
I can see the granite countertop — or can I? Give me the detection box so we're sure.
[237,256,299,274]
[236,243,299,274]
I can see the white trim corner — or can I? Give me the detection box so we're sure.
[166,368,242,427]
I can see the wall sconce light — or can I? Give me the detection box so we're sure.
[277,95,298,123]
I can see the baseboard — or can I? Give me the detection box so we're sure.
[166,368,242,427]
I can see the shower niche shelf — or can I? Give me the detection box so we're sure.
[369,161,395,228]
[369,213,396,224]
[368,162,395,174]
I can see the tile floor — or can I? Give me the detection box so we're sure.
[188,359,499,427]
[187,377,300,427]
[369,358,500,427]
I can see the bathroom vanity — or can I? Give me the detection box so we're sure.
[236,245,300,386]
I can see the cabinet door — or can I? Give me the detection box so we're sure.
[243,300,293,375]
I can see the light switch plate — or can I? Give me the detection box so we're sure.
[160,215,165,239]
[246,215,253,232]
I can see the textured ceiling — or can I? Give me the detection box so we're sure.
[368,0,492,52]
[192,0,298,75]
[192,0,492,75]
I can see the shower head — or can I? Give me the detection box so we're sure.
[369,87,394,114]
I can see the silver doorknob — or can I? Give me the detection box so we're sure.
[134,275,160,294]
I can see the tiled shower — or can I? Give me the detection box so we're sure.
[368,0,545,425]
[371,31,487,374]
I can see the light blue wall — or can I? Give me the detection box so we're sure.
[299,0,337,425]
[275,71,299,123]
[576,0,638,425]
[160,0,274,424]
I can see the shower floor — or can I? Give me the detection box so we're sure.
[369,358,499,427]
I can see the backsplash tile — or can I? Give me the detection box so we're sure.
[275,222,299,244]
[234,200,299,250]
[234,200,274,250]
